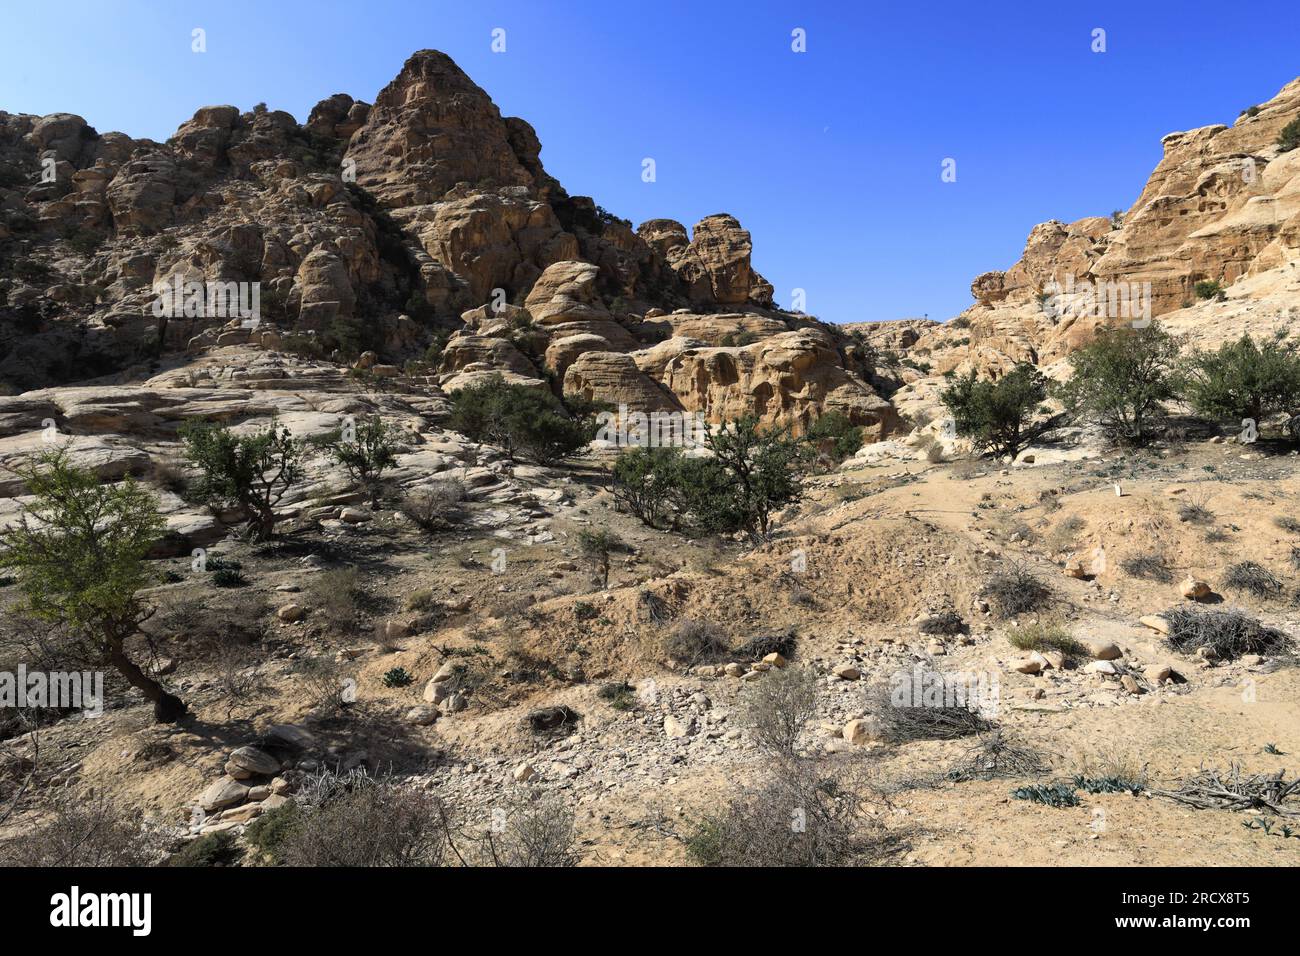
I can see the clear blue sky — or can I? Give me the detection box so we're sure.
[3,1,1298,324]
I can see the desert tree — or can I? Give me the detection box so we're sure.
[324,415,399,506]
[940,362,1060,461]
[0,451,186,722]
[1056,322,1182,445]
[181,420,304,540]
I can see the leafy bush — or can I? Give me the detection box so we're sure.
[804,411,864,463]
[699,417,806,543]
[169,830,243,867]
[611,446,686,530]
[611,418,806,542]
[1162,606,1290,660]
[1180,333,1300,428]
[448,374,598,464]
[939,363,1057,461]
[1194,279,1226,301]
[181,420,304,541]
[1278,116,1300,152]
[243,802,303,864]
[1056,323,1181,445]
[324,415,398,505]
[576,528,621,589]
[981,563,1053,619]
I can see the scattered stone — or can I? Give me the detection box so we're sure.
[276,603,306,623]
[227,746,280,777]
[1180,577,1212,600]
[832,663,861,681]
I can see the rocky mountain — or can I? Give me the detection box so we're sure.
[0,50,897,438]
[873,77,1300,424]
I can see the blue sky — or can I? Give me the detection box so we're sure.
[3,0,1298,324]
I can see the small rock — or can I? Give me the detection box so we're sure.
[832,663,861,681]
[276,603,306,623]
[513,762,535,782]
[1082,639,1122,661]
[1180,577,1212,600]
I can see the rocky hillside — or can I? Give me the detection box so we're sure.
[862,76,1300,424]
[0,50,897,438]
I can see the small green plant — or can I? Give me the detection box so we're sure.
[1263,743,1284,755]
[1007,620,1085,657]
[382,666,414,688]
[168,830,243,867]
[1012,782,1080,807]
[1073,774,1144,794]
[573,601,599,622]
[1273,515,1300,534]
[243,802,304,864]
[597,681,637,710]
[211,566,247,588]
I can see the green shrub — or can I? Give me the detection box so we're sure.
[1056,323,1181,445]
[1012,782,1079,807]
[169,830,243,867]
[382,666,414,688]
[804,410,864,463]
[940,363,1056,461]
[611,446,687,530]
[1007,620,1085,657]
[1180,333,1300,429]
[1278,117,1300,152]
[323,415,398,505]
[0,451,186,723]
[1194,279,1226,301]
[448,374,598,464]
[243,802,303,864]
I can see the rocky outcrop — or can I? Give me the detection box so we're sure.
[1,47,899,441]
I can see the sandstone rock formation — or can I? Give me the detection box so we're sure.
[0,49,892,437]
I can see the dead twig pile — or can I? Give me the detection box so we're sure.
[1148,764,1300,816]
